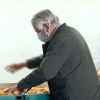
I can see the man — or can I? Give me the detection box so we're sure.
[5,9,100,100]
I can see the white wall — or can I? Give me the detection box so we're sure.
[0,0,100,83]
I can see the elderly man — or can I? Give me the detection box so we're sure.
[5,9,100,100]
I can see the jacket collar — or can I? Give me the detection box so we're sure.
[54,23,67,35]
[44,23,67,45]
[50,23,67,41]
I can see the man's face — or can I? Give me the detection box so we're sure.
[33,23,47,37]
[32,23,52,42]
[33,23,53,37]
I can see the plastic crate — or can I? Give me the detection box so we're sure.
[0,95,23,100]
[24,94,50,100]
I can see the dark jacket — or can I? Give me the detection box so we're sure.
[18,23,100,100]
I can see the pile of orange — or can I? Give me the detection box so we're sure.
[0,87,49,95]
[25,87,49,94]
[0,88,20,95]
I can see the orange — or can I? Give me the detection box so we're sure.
[36,90,43,94]
[13,90,20,95]
[0,90,5,95]
[25,91,34,94]
[38,88,45,91]
[8,92,13,95]
[42,90,49,94]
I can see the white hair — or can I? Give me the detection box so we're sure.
[31,9,60,30]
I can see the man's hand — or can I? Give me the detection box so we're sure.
[4,85,19,95]
[5,63,27,74]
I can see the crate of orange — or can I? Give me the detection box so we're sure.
[0,89,23,100]
[0,83,50,100]
[0,84,23,100]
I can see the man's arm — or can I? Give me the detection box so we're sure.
[26,55,43,69]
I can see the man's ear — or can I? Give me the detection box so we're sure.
[43,23,50,31]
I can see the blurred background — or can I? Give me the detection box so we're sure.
[0,0,100,83]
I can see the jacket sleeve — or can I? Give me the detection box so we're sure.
[26,55,43,69]
[18,67,47,92]
[17,39,75,92]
